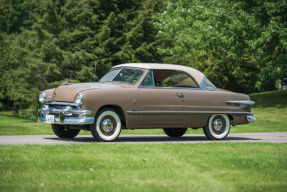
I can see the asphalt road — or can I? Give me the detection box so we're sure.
[0,132,286,145]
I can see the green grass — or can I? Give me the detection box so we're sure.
[0,90,286,135]
[232,90,287,133]
[0,143,286,192]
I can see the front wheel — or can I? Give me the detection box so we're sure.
[91,108,122,142]
[203,114,230,140]
[52,124,80,138]
[163,128,187,137]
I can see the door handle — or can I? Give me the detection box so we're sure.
[176,92,184,98]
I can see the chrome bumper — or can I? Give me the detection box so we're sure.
[247,115,256,123]
[38,104,94,124]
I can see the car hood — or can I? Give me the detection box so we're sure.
[51,82,132,102]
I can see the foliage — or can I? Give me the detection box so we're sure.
[0,0,286,117]
[0,0,35,33]
[154,0,287,93]
[0,0,165,117]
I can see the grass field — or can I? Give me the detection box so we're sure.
[0,91,286,192]
[0,90,286,135]
[0,143,286,192]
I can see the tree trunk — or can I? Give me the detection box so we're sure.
[13,100,19,116]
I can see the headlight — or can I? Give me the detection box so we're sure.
[74,93,83,106]
[39,92,46,103]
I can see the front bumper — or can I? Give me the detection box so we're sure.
[247,115,256,123]
[38,102,94,124]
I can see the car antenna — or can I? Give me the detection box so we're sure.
[94,62,97,82]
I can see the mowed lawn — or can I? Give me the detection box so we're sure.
[0,91,286,192]
[0,143,286,192]
[0,90,286,135]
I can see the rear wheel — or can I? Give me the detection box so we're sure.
[91,108,122,142]
[203,114,230,140]
[163,128,187,137]
[52,124,80,138]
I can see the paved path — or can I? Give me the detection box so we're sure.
[0,132,286,145]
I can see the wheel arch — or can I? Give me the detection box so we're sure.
[206,114,234,126]
[96,105,126,128]
[227,114,235,126]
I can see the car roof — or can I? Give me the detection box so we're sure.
[113,63,205,86]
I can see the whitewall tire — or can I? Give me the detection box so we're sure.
[91,108,122,142]
[203,114,230,140]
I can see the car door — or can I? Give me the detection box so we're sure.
[179,75,218,128]
[138,70,185,126]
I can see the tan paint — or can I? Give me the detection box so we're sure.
[42,63,254,129]
[138,88,184,125]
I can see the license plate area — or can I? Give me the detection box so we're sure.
[46,115,55,123]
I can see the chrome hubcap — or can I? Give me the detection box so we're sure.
[101,118,114,133]
[213,119,223,132]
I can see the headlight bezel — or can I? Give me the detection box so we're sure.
[39,92,46,103]
[74,93,84,106]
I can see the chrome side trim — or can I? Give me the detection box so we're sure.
[126,110,252,114]
[226,101,255,105]
[247,115,256,123]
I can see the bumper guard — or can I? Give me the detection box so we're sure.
[247,115,256,123]
[38,104,94,124]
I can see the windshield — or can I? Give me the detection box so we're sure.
[99,68,144,84]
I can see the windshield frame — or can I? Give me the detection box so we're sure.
[99,67,145,85]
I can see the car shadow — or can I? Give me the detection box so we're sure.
[44,134,261,143]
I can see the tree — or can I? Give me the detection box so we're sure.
[0,0,99,116]
[0,0,166,117]
[0,0,36,33]
[241,0,287,91]
[154,0,287,93]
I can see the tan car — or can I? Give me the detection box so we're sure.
[38,63,256,141]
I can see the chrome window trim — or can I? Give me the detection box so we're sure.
[139,70,155,88]
[111,67,123,82]
[199,77,218,91]
[126,110,252,114]
[139,69,202,90]
[153,69,200,88]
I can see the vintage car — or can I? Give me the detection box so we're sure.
[38,63,256,141]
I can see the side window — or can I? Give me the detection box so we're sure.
[204,78,217,90]
[153,70,198,88]
[173,73,198,88]
[162,76,178,87]
[141,70,154,87]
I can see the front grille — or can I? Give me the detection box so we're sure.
[48,104,78,110]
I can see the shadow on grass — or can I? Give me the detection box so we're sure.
[44,135,260,143]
